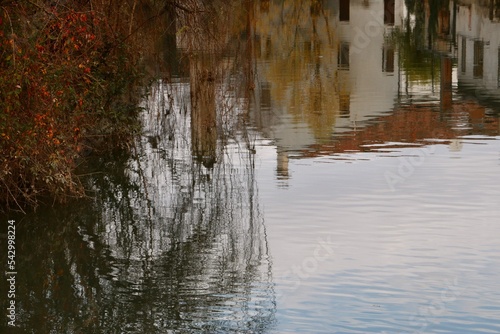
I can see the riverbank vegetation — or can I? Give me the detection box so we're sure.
[0,0,178,211]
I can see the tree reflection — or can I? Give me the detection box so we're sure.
[252,0,340,141]
[0,2,275,332]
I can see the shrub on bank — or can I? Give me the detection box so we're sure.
[0,3,141,211]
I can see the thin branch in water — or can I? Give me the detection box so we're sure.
[1,6,16,67]
[2,180,27,214]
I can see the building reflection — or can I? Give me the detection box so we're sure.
[456,0,500,99]
[249,0,404,177]
[248,0,500,176]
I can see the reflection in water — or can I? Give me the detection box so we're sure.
[96,79,275,332]
[0,80,275,332]
[441,55,453,111]
[249,0,407,172]
[250,0,500,168]
[456,1,500,104]
[0,1,276,332]
[2,1,500,333]
[190,53,218,167]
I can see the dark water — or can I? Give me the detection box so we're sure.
[2,1,500,333]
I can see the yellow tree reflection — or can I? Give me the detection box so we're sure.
[254,0,343,142]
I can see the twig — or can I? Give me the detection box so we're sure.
[120,1,205,44]
[129,0,137,35]
[171,1,196,14]
[74,171,104,177]
[1,6,16,67]
[2,180,27,214]
[25,0,57,17]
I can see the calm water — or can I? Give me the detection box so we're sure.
[2,1,500,333]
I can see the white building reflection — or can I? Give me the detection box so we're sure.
[250,0,405,176]
[249,0,500,178]
[456,0,500,97]
[336,0,404,126]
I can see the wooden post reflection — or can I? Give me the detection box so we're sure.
[190,53,217,168]
[440,55,453,111]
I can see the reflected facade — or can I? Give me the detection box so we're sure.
[456,1,500,99]
[248,0,500,174]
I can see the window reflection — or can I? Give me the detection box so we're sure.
[384,0,395,26]
[255,34,261,58]
[338,42,350,70]
[498,48,500,88]
[473,40,484,78]
[340,0,350,22]
[461,36,466,73]
[490,0,500,21]
[265,36,272,59]
[260,82,271,110]
[339,93,350,116]
[382,46,395,73]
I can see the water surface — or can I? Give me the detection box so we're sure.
[2,1,500,333]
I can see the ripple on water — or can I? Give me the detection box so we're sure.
[263,135,500,333]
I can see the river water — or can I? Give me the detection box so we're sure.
[2,1,500,333]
